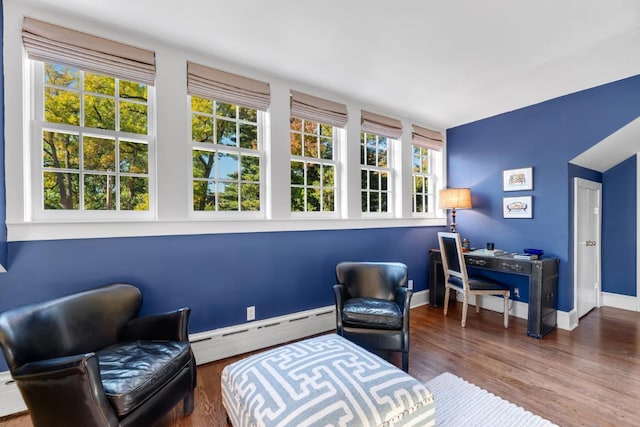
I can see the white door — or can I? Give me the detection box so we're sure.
[574,178,601,318]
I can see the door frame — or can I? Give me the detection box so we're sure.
[573,177,602,322]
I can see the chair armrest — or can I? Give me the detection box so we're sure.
[12,353,119,426]
[333,284,347,332]
[394,287,413,314]
[122,307,191,342]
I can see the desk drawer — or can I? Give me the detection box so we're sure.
[466,256,532,275]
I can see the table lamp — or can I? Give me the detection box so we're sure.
[439,188,472,233]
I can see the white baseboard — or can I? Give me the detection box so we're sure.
[0,371,26,417]
[602,292,638,312]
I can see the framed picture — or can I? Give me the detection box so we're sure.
[503,196,532,219]
[503,167,533,191]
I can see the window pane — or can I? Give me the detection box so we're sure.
[218,182,238,211]
[120,176,148,210]
[45,63,79,89]
[381,192,388,212]
[361,191,367,211]
[320,124,332,137]
[322,188,334,212]
[378,138,388,167]
[361,169,367,190]
[119,101,147,134]
[290,118,302,132]
[291,187,304,212]
[323,165,334,187]
[217,119,237,146]
[84,174,116,210]
[291,133,302,155]
[415,176,424,193]
[291,161,304,185]
[193,180,214,211]
[239,106,257,122]
[415,193,424,213]
[366,140,376,166]
[304,120,318,134]
[307,189,320,212]
[43,171,79,209]
[192,96,213,114]
[84,95,115,130]
[218,153,239,180]
[45,87,80,125]
[119,80,147,101]
[241,183,260,211]
[43,131,79,169]
[381,172,388,190]
[239,123,258,149]
[216,102,236,118]
[193,150,215,179]
[320,137,333,160]
[84,73,115,96]
[83,136,115,171]
[192,114,214,143]
[241,156,260,181]
[370,171,379,190]
[307,162,320,186]
[119,141,148,173]
[370,192,379,212]
[304,135,318,157]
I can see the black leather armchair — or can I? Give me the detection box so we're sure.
[0,283,197,427]
[333,262,412,372]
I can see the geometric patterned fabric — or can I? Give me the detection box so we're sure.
[222,334,435,426]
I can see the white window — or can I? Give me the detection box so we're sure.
[190,96,264,214]
[290,118,338,213]
[31,61,154,219]
[360,131,392,214]
[412,144,438,214]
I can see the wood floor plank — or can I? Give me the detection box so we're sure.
[2,303,640,426]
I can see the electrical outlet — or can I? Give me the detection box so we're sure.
[408,279,414,290]
[246,306,255,321]
[514,288,520,299]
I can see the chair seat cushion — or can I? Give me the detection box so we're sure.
[448,275,510,292]
[342,297,403,329]
[96,340,191,417]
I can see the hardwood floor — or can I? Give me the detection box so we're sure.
[3,303,640,426]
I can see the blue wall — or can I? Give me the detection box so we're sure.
[447,74,640,312]
[602,155,637,296]
[0,227,440,371]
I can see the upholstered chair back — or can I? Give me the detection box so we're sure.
[0,283,141,372]
[336,262,408,300]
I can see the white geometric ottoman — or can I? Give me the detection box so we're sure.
[221,334,435,426]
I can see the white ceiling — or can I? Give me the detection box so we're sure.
[17,0,640,130]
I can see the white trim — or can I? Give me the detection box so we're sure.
[602,292,639,312]
[411,289,428,308]
[637,154,640,312]
[7,217,446,242]
[0,371,26,417]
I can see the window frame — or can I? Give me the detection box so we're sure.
[188,95,266,219]
[360,131,394,217]
[289,117,341,217]
[411,144,440,216]
[29,60,156,221]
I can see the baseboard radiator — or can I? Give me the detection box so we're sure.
[189,306,337,365]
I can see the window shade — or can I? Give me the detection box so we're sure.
[361,111,402,139]
[412,125,443,151]
[187,61,270,111]
[290,90,348,128]
[22,17,155,85]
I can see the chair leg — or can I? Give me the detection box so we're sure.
[503,294,509,328]
[475,295,480,313]
[461,295,469,327]
[183,390,194,416]
[443,286,450,316]
[402,352,409,373]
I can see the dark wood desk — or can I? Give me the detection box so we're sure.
[428,249,559,338]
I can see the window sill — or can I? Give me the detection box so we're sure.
[7,217,447,242]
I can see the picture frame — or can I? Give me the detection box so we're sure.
[503,166,533,191]
[503,196,533,219]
